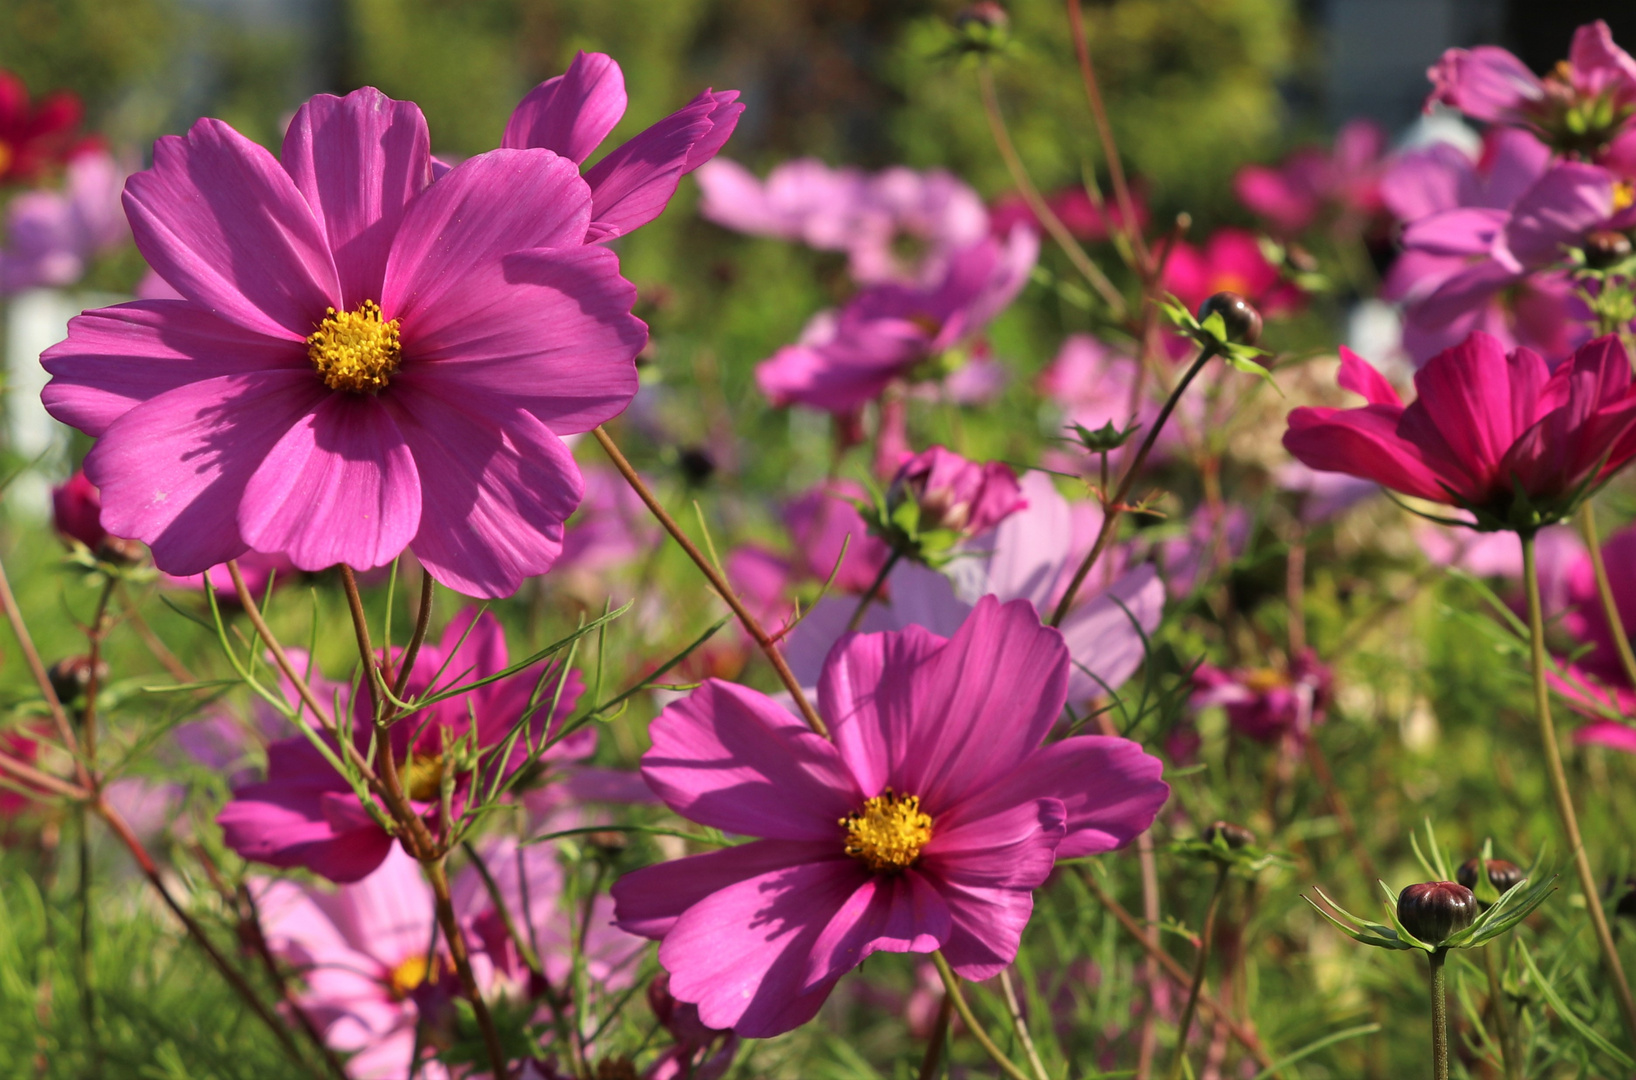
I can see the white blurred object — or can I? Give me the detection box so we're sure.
[1346,298,1409,375]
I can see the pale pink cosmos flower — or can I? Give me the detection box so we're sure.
[611,596,1168,1036]
[218,608,587,883]
[42,87,648,598]
[502,51,741,244]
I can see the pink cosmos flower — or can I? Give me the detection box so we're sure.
[1161,227,1302,318]
[41,87,648,598]
[1427,21,1636,163]
[1234,120,1388,235]
[1037,334,1201,470]
[885,445,1025,537]
[254,845,463,1080]
[0,148,129,294]
[1191,649,1334,745]
[502,51,741,244]
[783,479,894,594]
[989,186,1149,243]
[756,228,1038,413]
[556,465,660,576]
[1282,332,1636,527]
[218,608,588,883]
[161,548,300,599]
[611,596,1168,1037]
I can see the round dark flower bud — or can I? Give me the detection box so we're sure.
[594,1058,639,1080]
[48,655,108,709]
[1396,881,1476,945]
[954,1,1008,31]
[1456,857,1524,898]
[586,829,630,856]
[1584,229,1633,269]
[1197,291,1262,346]
[1607,876,1636,918]
[677,447,716,487]
[1203,820,1255,850]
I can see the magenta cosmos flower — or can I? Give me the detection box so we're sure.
[611,596,1168,1036]
[1161,227,1302,319]
[1234,119,1388,235]
[885,445,1025,538]
[1283,332,1636,529]
[503,50,741,244]
[41,87,648,598]
[219,608,588,883]
[1192,649,1334,745]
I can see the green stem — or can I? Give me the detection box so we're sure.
[1429,949,1449,1080]
[1522,530,1636,1044]
[998,968,1050,1080]
[1482,943,1520,1080]
[916,991,954,1080]
[929,951,1034,1080]
[1167,864,1229,1080]
[1579,502,1636,691]
[847,550,902,633]
[1051,341,1219,627]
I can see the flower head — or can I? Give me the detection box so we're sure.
[1234,120,1388,235]
[1162,227,1302,319]
[42,87,648,598]
[1191,649,1334,745]
[0,148,129,294]
[0,73,92,185]
[611,596,1168,1036]
[1283,332,1636,530]
[883,445,1024,541]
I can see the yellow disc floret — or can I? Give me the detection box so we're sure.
[307,300,402,392]
[404,750,446,802]
[841,789,933,872]
[388,954,436,1000]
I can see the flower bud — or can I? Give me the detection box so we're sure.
[51,471,105,551]
[1197,291,1263,346]
[1456,857,1524,898]
[48,655,107,709]
[1584,229,1633,269]
[954,2,1008,32]
[1396,881,1476,945]
[1203,820,1255,850]
[885,446,1024,537]
[678,447,716,487]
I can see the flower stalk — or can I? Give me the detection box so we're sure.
[1578,501,1636,690]
[929,950,1035,1080]
[846,549,902,633]
[1428,948,1450,1080]
[1521,529,1636,1043]
[1166,862,1229,1080]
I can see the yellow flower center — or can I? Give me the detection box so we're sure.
[1241,667,1288,694]
[404,750,446,802]
[0,141,12,177]
[841,789,933,872]
[307,300,402,392]
[1616,180,1635,213]
[388,954,437,1000]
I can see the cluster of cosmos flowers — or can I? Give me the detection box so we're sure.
[13,13,1636,1080]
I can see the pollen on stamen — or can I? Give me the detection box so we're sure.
[307,300,402,393]
[841,789,933,872]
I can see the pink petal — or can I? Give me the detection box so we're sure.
[41,300,305,438]
[657,856,866,1037]
[85,370,327,574]
[381,148,591,328]
[803,871,950,986]
[1505,163,1616,269]
[1427,45,1541,123]
[1400,331,1552,488]
[123,117,340,340]
[965,737,1167,859]
[1282,404,1450,503]
[1569,20,1636,96]
[1575,719,1636,754]
[642,679,859,841]
[611,838,834,939]
[1060,564,1165,700]
[818,623,947,798]
[502,51,627,165]
[399,245,644,435]
[1380,143,1476,223]
[280,87,433,307]
[384,387,578,598]
[1400,207,1509,256]
[583,89,743,242]
[238,393,421,572]
[1336,346,1402,407]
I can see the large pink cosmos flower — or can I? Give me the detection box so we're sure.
[41,87,648,598]
[1234,120,1388,235]
[502,51,741,244]
[1283,332,1636,528]
[612,597,1168,1036]
[219,608,588,883]
[756,228,1037,413]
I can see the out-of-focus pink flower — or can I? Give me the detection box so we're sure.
[697,159,989,285]
[1559,524,1636,695]
[42,87,647,598]
[783,479,893,594]
[645,974,740,1080]
[503,51,741,243]
[886,445,1024,536]
[0,728,43,817]
[0,73,93,185]
[1427,21,1636,162]
[1275,462,1379,523]
[0,149,129,294]
[1038,334,1202,466]
[1283,333,1636,527]
[1234,120,1388,234]
[557,465,659,575]
[161,549,300,599]
[1155,503,1251,599]
[988,186,1148,243]
[756,228,1038,413]
[611,596,1168,1037]
[254,846,462,1079]
[51,469,107,550]
[219,608,587,883]
[1192,649,1334,744]
[1161,227,1302,317]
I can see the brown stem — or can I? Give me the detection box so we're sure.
[424,855,510,1079]
[998,968,1050,1080]
[338,566,382,720]
[0,750,87,801]
[116,582,194,683]
[391,572,436,703]
[0,552,89,788]
[1579,502,1636,691]
[1064,0,1150,270]
[592,425,829,737]
[1167,865,1229,1080]
[1286,530,1307,654]
[1304,739,1378,886]
[1080,870,1278,1074]
[847,549,902,633]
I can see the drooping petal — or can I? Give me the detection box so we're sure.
[1282,404,1451,503]
[502,51,627,165]
[85,370,328,574]
[384,387,579,598]
[41,300,305,437]
[818,623,947,798]
[583,89,744,242]
[1399,207,1510,256]
[238,393,421,572]
[611,839,835,939]
[1336,346,1403,407]
[642,679,859,841]
[399,245,644,435]
[123,117,340,339]
[280,88,433,307]
[1426,45,1542,123]
[802,871,950,986]
[381,148,591,326]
